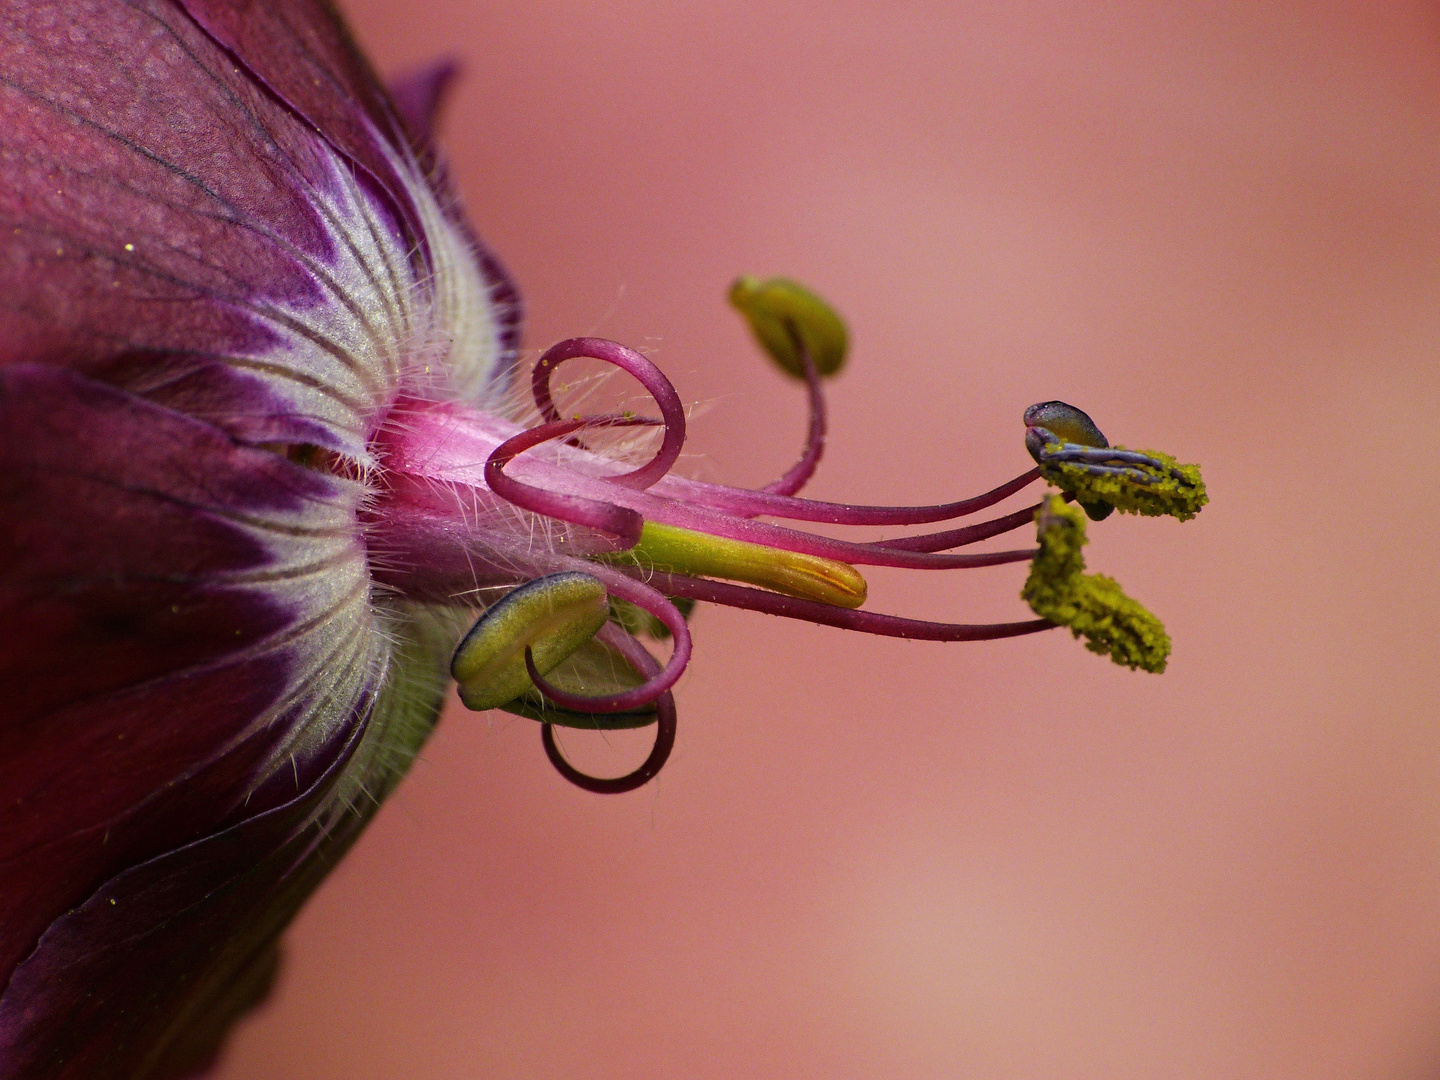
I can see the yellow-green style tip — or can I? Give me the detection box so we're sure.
[1022,496,1171,673]
[600,520,867,609]
[729,276,848,379]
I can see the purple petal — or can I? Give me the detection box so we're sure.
[0,713,369,1080]
[0,4,525,1072]
[389,57,462,160]
[0,365,385,1064]
[175,0,426,241]
[0,1,516,452]
[176,3,523,386]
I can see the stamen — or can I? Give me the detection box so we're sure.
[728,276,848,379]
[1023,401,1110,447]
[1021,496,1171,672]
[730,276,848,495]
[636,569,1055,642]
[1024,399,1207,522]
[871,502,1041,553]
[661,467,1042,525]
[500,628,658,727]
[451,572,611,712]
[602,520,868,608]
[763,342,826,496]
[1032,440,1207,522]
[484,415,652,546]
[483,408,1039,572]
[1023,400,1117,522]
[530,337,687,489]
[540,622,677,794]
[525,560,693,713]
[585,486,1041,571]
[369,278,1210,796]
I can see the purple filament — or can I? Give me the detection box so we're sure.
[638,570,1055,642]
[869,502,1041,553]
[530,337,688,489]
[484,404,1039,572]
[484,415,654,546]
[762,345,826,496]
[527,558,693,713]
[667,467,1042,526]
[539,622,677,794]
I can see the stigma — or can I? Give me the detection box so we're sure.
[363,279,1205,792]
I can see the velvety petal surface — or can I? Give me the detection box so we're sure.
[0,3,524,1073]
[0,722,365,1080]
[0,363,396,1077]
[0,0,512,454]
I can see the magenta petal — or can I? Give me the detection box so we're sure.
[0,718,368,1080]
[0,2,522,453]
[0,365,381,1048]
[177,2,522,369]
[176,0,425,238]
[1,1,392,449]
[389,57,462,158]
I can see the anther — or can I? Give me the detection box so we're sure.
[729,276,849,379]
[1024,400,1207,522]
[1021,496,1171,672]
[451,572,611,711]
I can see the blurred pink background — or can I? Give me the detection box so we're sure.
[218,2,1440,1077]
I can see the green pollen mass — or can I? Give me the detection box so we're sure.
[1041,445,1207,522]
[1022,496,1172,673]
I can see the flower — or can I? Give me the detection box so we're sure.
[0,2,1203,1077]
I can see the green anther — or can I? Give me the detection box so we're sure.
[1024,401,1109,449]
[1022,496,1171,673]
[600,520,868,609]
[501,636,659,729]
[728,276,849,379]
[451,572,610,711]
[1040,446,1207,522]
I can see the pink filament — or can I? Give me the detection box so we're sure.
[762,346,826,496]
[526,559,693,713]
[530,337,687,489]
